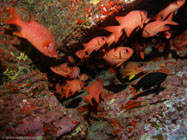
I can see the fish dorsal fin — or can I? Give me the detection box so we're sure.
[30,12,34,22]
[165,12,178,25]
[42,40,50,48]
[27,12,35,23]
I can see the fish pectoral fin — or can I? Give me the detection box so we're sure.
[13,31,24,38]
[140,51,144,60]
[125,27,134,37]
[94,94,100,103]
[129,75,135,80]
[116,62,124,67]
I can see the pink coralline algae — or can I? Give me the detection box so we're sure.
[86,59,187,140]
[0,0,187,139]
[53,115,80,137]
[15,117,44,136]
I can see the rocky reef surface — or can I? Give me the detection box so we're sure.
[0,0,187,140]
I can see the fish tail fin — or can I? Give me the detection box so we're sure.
[83,87,94,106]
[75,49,86,60]
[62,86,70,99]
[165,12,178,25]
[83,95,94,106]
[5,7,25,27]
[132,84,140,92]
[104,26,122,43]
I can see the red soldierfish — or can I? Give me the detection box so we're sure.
[62,79,84,98]
[104,10,148,42]
[50,63,80,78]
[154,0,185,20]
[142,13,178,38]
[5,7,59,58]
[83,79,105,106]
[170,30,187,50]
[75,36,107,60]
[103,47,134,67]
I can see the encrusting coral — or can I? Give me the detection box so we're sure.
[0,0,187,139]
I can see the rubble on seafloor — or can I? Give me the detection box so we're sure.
[0,0,187,140]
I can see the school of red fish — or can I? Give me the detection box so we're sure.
[5,0,186,106]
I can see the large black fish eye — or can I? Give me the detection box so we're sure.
[125,49,129,53]
[143,11,147,16]
[102,37,105,40]
[138,63,143,67]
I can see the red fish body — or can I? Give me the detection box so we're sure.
[142,13,178,38]
[62,79,84,98]
[5,7,59,58]
[75,36,107,60]
[104,10,148,42]
[50,63,80,78]
[103,47,134,67]
[106,32,123,47]
[83,79,105,106]
[154,0,185,20]
[170,30,187,50]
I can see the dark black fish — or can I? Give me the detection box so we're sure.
[131,86,165,100]
[64,97,82,108]
[132,72,168,92]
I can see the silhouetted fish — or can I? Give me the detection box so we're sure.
[132,72,168,92]
[131,86,165,100]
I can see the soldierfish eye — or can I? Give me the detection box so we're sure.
[143,11,147,16]
[125,49,129,53]
[138,63,143,67]
[102,37,105,40]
